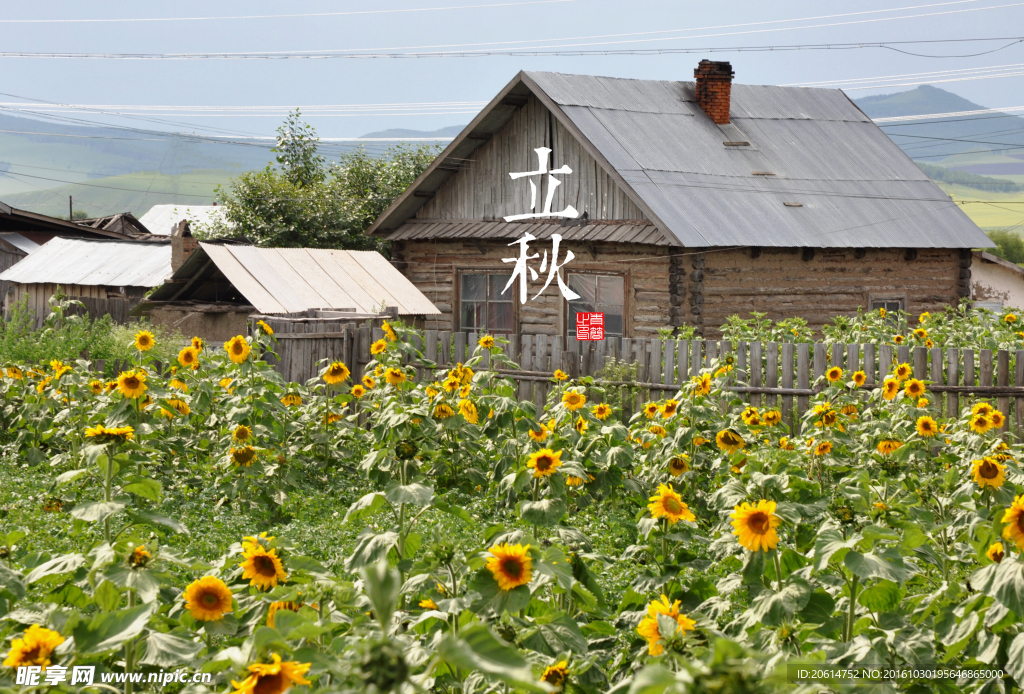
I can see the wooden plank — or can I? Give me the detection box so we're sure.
[813,343,826,384]
[651,339,663,388]
[426,330,438,364]
[311,251,380,314]
[750,342,762,407]
[275,247,360,310]
[454,331,467,365]
[831,342,844,372]
[1016,350,1024,437]
[677,340,689,385]
[535,334,548,412]
[879,344,892,384]
[980,349,993,392]
[963,348,975,395]
[947,348,960,418]
[509,333,521,366]
[897,344,911,367]
[706,340,718,369]
[662,339,674,386]
[863,343,876,386]
[913,346,927,381]
[929,347,943,414]
[520,334,533,402]
[846,343,859,379]
[765,342,779,413]
[781,343,794,431]
[737,340,747,386]
[226,245,308,314]
[440,331,451,367]
[797,343,810,426]
[351,250,439,315]
[691,339,701,376]
[997,349,1010,434]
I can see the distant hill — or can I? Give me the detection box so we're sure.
[359,125,464,139]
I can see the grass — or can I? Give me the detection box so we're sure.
[932,181,1024,229]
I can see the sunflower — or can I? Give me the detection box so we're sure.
[1004,496,1024,550]
[134,330,156,351]
[876,439,902,455]
[642,402,661,419]
[458,398,479,424]
[36,376,53,394]
[231,654,311,694]
[553,369,569,382]
[127,545,152,569]
[418,598,439,610]
[575,417,588,434]
[690,372,712,396]
[362,375,376,389]
[562,390,587,411]
[1005,313,1018,324]
[648,484,695,524]
[84,424,135,443]
[819,410,838,428]
[1,624,65,669]
[231,446,257,467]
[741,406,761,426]
[970,413,992,434]
[240,545,288,590]
[224,336,251,364]
[926,339,934,348]
[528,423,549,441]
[322,361,350,385]
[974,402,995,416]
[592,403,613,420]
[539,661,569,691]
[731,500,781,552]
[160,399,190,418]
[882,377,899,401]
[233,425,253,442]
[852,370,866,387]
[913,328,928,340]
[382,321,398,341]
[527,448,563,478]
[779,436,795,451]
[991,410,1007,429]
[6,366,24,380]
[486,543,532,591]
[894,363,912,382]
[893,335,905,345]
[189,336,204,351]
[636,595,697,656]
[660,399,679,419]
[351,385,366,398]
[971,457,1006,489]
[693,436,710,446]
[370,339,388,355]
[649,424,667,437]
[987,542,1005,564]
[88,379,104,395]
[442,376,460,393]
[919,311,930,323]
[762,410,782,426]
[879,307,887,318]
[166,378,187,392]
[661,456,688,479]
[813,441,833,456]
[459,383,471,398]
[479,334,495,348]
[825,366,843,382]
[183,576,233,621]
[280,393,301,407]
[116,370,147,399]
[904,379,926,398]
[917,397,929,408]
[716,429,745,454]
[50,360,71,378]
[913,415,938,438]
[434,403,455,419]
[267,601,303,628]
[565,475,586,487]
[324,412,342,424]
[384,367,406,386]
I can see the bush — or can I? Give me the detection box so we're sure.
[983,228,1024,265]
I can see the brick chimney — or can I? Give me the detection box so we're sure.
[171,219,199,272]
[694,60,734,124]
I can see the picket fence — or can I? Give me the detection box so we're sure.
[250,321,1024,436]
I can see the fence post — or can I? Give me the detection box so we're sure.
[534,334,548,413]
[980,349,994,396]
[737,340,747,386]
[831,342,844,371]
[879,345,893,383]
[766,341,779,413]
[781,343,795,432]
[929,348,943,415]
[663,339,675,386]
[863,344,876,386]
[797,344,810,426]
[651,338,663,389]
[947,348,960,418]
[846,343,859,378]
[963,348,975,400]
[691,340,702,377]
[1016,350,1024,439]
[997,349,1009,435]
[897,345,911,366]
[812,343,826,386]
[520,334,533,402]
[749,341,762,407]
[677,340,689,386]
[509,334,520,367]
[440,331,451,367]
[425,330,438,364]
[913,347,927,381]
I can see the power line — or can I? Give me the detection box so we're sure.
[874,105,1024,122]
[788,62,1024,88]
[0,0,583,23]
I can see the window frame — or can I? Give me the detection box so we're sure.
[868,294,907,315]
[455,268,518,335]
[564,269,630,339]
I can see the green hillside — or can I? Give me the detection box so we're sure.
[1,169,233,218]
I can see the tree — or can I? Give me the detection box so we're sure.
[197,110,437,253]
[984,229,1024,265]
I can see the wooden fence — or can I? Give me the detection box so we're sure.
[256,323,1024,436]
[62,297,136,327]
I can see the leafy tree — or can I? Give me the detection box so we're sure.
[198,110,438,252]
[983,228,1024,265]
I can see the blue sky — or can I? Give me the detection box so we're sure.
[2,0,1023,138]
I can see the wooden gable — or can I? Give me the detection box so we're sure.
[415,94,647,223]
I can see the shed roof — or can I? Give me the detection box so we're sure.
[0,237,172,287]
[0,232,40,255]
[148,243,440,316]
[139,205,227,236]
[369,70,991,250]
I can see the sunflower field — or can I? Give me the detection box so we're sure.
[2,314,1024,694]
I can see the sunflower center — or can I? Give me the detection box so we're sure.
[501,558,523,578]
[254,555,277,576]
[663,496,683,514]
[253,672,287,694]
[748,511,770,534]
[671,459,686,472]
[535,455,553,471]
[201,591,220,607]
[124,377,140,389]
[980,461,999,479]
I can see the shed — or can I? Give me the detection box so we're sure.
[970,251,1024,310]
[0,233,41,302]
[0,237,172,325]
[369,63,993,338]
[138,242,440,341]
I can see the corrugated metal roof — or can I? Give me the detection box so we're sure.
[386,220,669,246]
[139,205,227,236]
[189,243,440,316]
[369,70,991,249]
[0,233,40,254]
[0,237,171,287]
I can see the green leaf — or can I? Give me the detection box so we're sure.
[844,549,910,584]
[123,476,162,501]
[385,482,434,507]
[627,664,686,694]
[540,614,588,654]
[1005,632,1024,683]
[431,498,473,522]
[72,601,157,653]
[797,588,836,624]
[858,580,902,613]
[24,553,85,584]
[537,547,574,591]
[0,564,26,601]
[343,492,386,523]
[70,500,126,523]
[344,531,398,572]
[940,611,979,648]
[361,560,400,633]
[55,469,90,486]
[749,578,812,627]
[741,550,766,586]
[93,580,121,612]
[127,510,190,535]
[491,584,532,615]
[436,624,546,692]
[520,498,567,527]
[141,631,203,667]
[971,556,1024,617]
[813,529,858,572]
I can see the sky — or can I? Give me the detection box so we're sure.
[1,0,1023,139]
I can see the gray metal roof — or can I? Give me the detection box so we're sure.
[369,70,991,249]
[0,237,172,287]
[386,220,668,246]
[0,233,40,254]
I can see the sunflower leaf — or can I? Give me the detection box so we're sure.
[24,553,86,584]
[970,555,1024,617]
[123,476,162,501]
[140,630,203,668]
[385,482,434,507]
[70,500,126,523]
[843,549,910,584]
[127,510,190,535]
[436,624,547,692]
[520,499,567,527]
[344,530,398,572]
[343,492,387,523]
[72,601,157,654]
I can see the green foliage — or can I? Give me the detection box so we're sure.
[197,110,438,253]
[916,162,1022,193]
[983,229,1024,265]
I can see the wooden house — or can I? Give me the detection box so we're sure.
[970,251,1024,310]
[367,62,992,338]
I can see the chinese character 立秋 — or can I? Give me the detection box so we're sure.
[502,233,580,304]
[503,148,579,222]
